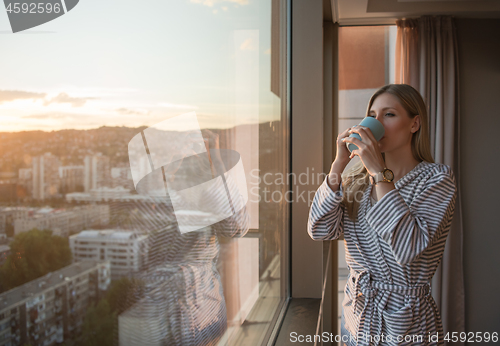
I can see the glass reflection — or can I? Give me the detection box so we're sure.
[115,126,249,345]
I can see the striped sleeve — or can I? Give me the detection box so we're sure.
[307,175,345,241]
[365,167,457,265]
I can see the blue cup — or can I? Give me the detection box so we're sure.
[346,117,385,152]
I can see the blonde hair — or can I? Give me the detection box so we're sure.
[341,84,434,220]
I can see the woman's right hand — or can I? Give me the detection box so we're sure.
[334,126,354,165]
[326,126,354,191]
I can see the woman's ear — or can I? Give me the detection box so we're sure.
[411,115,421,133]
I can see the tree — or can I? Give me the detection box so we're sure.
[106,277,145,315]
[80,300,115,346]
[0,229,72,291]
[76,278,145,345]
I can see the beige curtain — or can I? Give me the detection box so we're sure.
[395,15,465,345]
[395,18,419,90]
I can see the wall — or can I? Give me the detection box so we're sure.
[291,0,324,298]
[455,18,500,335]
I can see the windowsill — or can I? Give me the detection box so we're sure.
[274,298,321,345]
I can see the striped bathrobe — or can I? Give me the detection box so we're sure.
[308,161,457,346]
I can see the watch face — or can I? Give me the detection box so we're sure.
[383,169,394,181]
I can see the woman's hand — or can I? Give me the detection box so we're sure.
[334,126,356,166]
[342,125,385,176]
[326,127,356,191]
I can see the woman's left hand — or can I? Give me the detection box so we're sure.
[342,125,386,176]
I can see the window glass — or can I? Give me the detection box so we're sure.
[0,0,288,344]
[337,24,396,336]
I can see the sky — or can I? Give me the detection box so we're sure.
[0,0,280,132]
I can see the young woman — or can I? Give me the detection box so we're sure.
[308,84,457,346]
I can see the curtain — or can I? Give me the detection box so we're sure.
[395,18,419,90]
[395,15,465,345]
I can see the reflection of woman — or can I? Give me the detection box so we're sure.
[308,84,457,346]
[118,130,249,346]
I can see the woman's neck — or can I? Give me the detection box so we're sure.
[383,149,421,183]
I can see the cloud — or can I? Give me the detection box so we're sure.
[0,90,95,108]
[189,0,249,8]
[116,108,151,116]
[22,113,73,119]
[0,90,46,104]
[43,92,94,107]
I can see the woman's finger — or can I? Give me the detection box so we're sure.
[338,127,354,143]
[349,126,376,143]
[342,136,365,148]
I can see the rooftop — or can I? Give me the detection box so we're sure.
[0,261,107,312]
[72,230,144,240]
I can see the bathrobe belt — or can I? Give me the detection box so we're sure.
[350,269,432,346]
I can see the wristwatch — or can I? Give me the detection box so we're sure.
[369,168,394,185]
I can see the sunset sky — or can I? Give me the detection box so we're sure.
[0,0,279,132]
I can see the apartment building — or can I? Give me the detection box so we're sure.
[58,166,84,194]
[13,205,110,237]
[83,154,110,193]
[65,187,171,205]
[32,153,61,201]
[0,209,29,237]
[0,261,110,346]
[70,230,148,280]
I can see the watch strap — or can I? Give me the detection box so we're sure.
[369,168,393,184]
[370,171,384,185]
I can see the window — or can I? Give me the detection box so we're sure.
[336,24,397,335]
[1,0,289,345]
